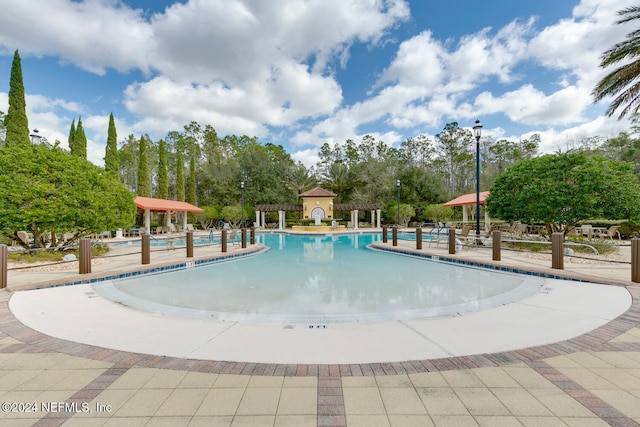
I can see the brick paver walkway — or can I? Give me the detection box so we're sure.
[2,233,640,426]
[1,285,639,426]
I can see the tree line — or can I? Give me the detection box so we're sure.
[100,119,547,225]
[104,113,640,228]
[5,13,640,247]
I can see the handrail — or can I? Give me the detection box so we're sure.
[269,221,280,233]
[416,222,448,235]
[140,229,159,241]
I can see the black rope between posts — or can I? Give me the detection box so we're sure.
[6,238,223,271]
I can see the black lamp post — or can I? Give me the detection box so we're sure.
[241,180,245,229]
[473,119,483,244]
[396,179,401,226]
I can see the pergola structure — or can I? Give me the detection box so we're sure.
[333,203,382,229]
[254,204,302,230]
[254,200,382,230]
[134,196,204,233]
[443,191,490,230]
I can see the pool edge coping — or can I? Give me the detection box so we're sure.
[6,244,267,292]
[369,241,635,288]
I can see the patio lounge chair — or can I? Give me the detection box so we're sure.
[596,225,621,240]
[219,229,240,246]
[457,224,474,244]
[577,224,594,239]
[229,229,241,246]
[16,231,31,246]
[502,222,520,236]
[515,223,529,237]
[127,226,144,237]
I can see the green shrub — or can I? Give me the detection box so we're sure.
[618,221,640,239]
[9,242,109,263]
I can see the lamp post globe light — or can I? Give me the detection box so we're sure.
[30,128,42,144]
[396,179,401,226]
[240,180,245,229]
[473,119,483,244]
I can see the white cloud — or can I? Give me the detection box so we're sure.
[0,0,636,167]
[303,0,633,149]
[291,148,320,168]
[0,0,154,74]
[131,0,409,138]
[471,84,590,126]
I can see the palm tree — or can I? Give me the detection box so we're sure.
[322,162,352,202]
[286,163,316,197]
[593,5,640,119]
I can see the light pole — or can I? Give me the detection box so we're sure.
[396,179,401,227]
[241,180,245,229]
[473,119,483,244]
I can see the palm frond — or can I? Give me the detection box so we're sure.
[593,4,640,118]
[617,6,640,24]
[593,60,640,101]
[600,36,640,67]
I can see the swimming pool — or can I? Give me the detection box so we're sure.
[95,233,542,324]
[115,235,221,247]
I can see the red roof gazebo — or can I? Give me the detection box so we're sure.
[443,191,490,229]
[134,196,204,233]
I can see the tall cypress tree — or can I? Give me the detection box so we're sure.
[73,117,87,159]
[176,152,185,201]
[137,136,150,197]
[67,119,76,153]
[104,113,118,176]
[188,155,197,205]
[4,50,30,146]
[157,140,168,199]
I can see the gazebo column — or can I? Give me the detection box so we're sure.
[182,210,188,232]
[261,211,266,228]
[165,210,171,228]
[278,211,284,230]
[484,208,490,231]
[144,209,151,232]
[371,210,375,228]
[255,211,260,229]
[462,205,469,223]
[376,209,381,228]
[354,210,359,229]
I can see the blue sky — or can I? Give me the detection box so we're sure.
[0,0,634,166]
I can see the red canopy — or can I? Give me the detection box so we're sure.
[442,191,489,207]
[134,196,204,213]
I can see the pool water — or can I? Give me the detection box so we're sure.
[95,233,542,324]
[115,236,220,247]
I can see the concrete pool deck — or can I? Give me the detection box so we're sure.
[1,230,640,425]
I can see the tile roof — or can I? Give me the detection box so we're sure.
[299,187,337,198]
[134,196,204,212]
[442,191,489,207]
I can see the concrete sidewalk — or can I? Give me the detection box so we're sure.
[1,231,639,426]
[372,236,635,287]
